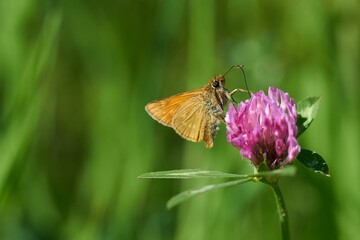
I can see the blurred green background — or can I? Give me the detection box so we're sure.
[0,0,359,239]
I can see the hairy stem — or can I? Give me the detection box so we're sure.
[270,183,290,240]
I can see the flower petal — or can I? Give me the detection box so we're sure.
[226,87,300,169]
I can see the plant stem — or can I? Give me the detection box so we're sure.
[270,182,290,240]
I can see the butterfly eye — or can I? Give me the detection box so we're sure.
[212,80,220,89]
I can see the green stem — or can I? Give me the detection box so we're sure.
[270,182,290,240]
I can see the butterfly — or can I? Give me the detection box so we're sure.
[145,65,250,148]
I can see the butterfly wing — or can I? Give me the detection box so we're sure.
[145,89,203,127]
[172,94,210,146]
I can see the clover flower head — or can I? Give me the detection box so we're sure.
[225,87,301,170]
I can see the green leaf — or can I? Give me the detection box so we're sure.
[166,178,252,209]
[138,166,297,180]
[296,149,330,177]
[296,96,321,137]
[138,169,249,179]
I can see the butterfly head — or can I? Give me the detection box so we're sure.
[208,75,231,110]
[211,75,226,90]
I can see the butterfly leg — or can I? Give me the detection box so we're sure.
[229,88,253,102]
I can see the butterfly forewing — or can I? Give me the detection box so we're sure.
[145,89,203,127]
[172,95,208,143]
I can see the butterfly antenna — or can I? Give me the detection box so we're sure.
[223,65,237,77]
[236,65,251,98]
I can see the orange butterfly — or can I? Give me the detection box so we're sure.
[145,65,249,148]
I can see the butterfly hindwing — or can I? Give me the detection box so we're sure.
[172,94,208,143]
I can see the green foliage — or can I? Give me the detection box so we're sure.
[0,1,358,240]
[0,10,61,192]
[139,166,297,180]
[167,178,252,209]
[138,169,246,179]
[296,149,330,177]
[296,96,321,137]
[140,166,297,209]
[295,97,329,176]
